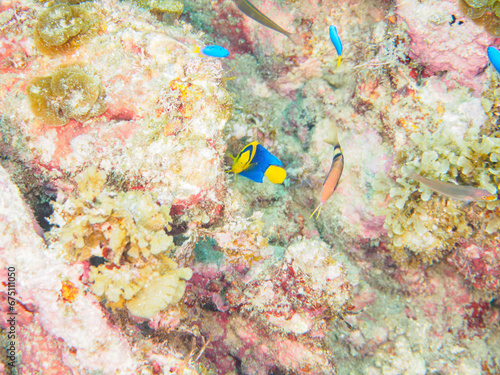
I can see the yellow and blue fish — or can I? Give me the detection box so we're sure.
[194,45,229,58]
[229,141,287,184]
[329,25,343,67]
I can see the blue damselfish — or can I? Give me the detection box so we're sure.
[329,25,343,67]
[229,142,287,184]
[487,46,500,74]
[198,45,229,58]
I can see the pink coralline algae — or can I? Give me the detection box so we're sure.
[450,242,500,294]
[396,0,494,93]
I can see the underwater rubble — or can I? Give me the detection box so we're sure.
[1,0,500,373]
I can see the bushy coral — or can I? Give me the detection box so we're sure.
[34,3,101,55]
[373,125,500,265]
[48,167,192,318]
[26,63,107,126]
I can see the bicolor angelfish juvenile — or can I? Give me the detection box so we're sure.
[233,0,296,43]
[406,169,497,202]
[329,25,343,67]
[487,46,500,74]
[310,126,344,219]
[194,45,229,58]
[229,141,287,184]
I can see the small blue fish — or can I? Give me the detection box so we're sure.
[229,141,287,184]
[329,25,343,67]
[487,46,500,74]
[194,45,229,58]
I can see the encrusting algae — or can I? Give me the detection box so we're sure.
[48,167,192,318]
[27,63,107,126]
[373,125,500,266]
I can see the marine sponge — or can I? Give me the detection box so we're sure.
[34,3,101,55]
[373,126,500,266]
[26,63,107,126]
[48,167,192,317]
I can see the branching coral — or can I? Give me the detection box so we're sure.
[373,125,500,266]
[27,63,107,126]
[48,167,192,318]
[34,3,101,55]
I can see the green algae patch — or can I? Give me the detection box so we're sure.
[194,237,224,264]
[26,63,107,126]
[34,3,101,56]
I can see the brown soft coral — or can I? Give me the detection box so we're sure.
[26,63,107,126]
[34,3,101,55]
[458,0,500,37]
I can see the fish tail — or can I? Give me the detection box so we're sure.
[287,32,300,45]
[309,202,322,219]
[336,55,342,67]
[323,121,339,147]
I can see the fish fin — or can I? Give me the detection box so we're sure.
[192,45,206,58]
[323,121,339,146]
[287,32,300,45]
[336,55,342,67]
[239,163,265,182]
[265,165,287,184]
[310,203,322,219]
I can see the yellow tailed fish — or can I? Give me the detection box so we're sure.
[407,169,497,202]
[310,126,344,219]
[233,0,297,43]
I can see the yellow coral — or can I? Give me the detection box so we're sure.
[49,168,190,317]
[374,126,500,266]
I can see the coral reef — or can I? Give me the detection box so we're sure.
[34,3,101,56]
[2,0,500,372]
[27,63,107,126]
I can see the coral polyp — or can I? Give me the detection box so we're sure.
[26,63,107,126]
[34,3,101,55]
